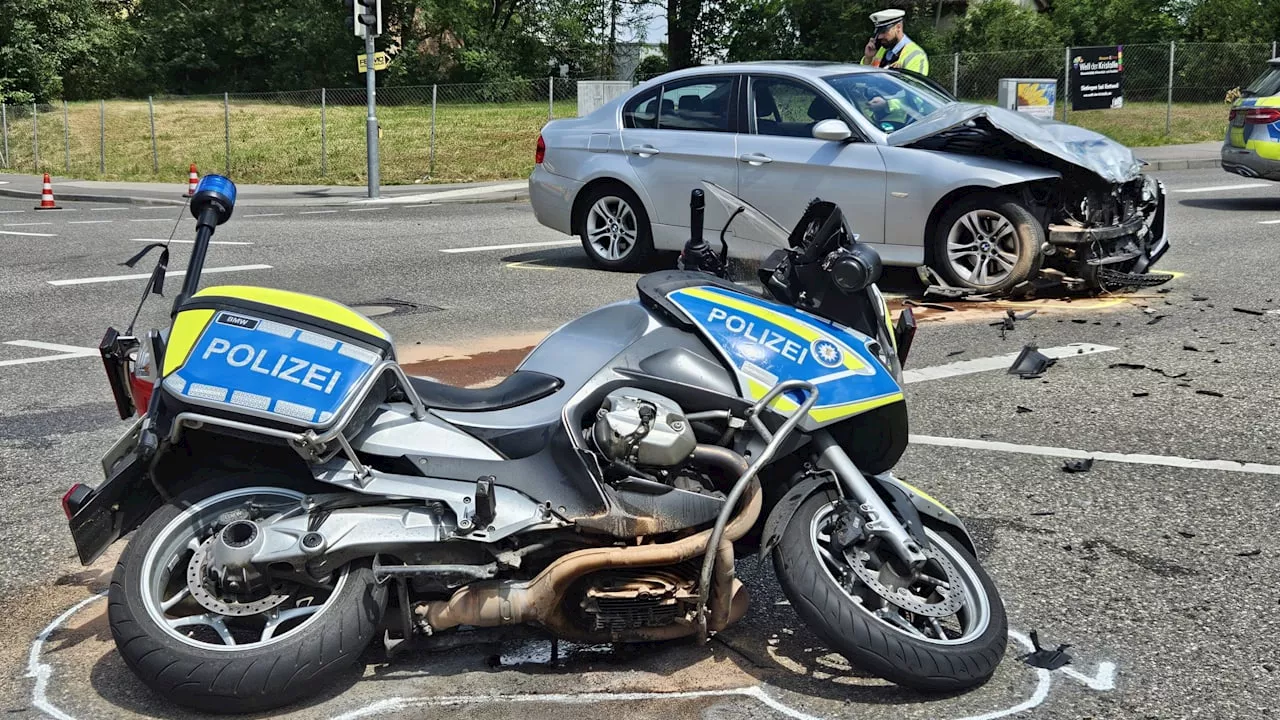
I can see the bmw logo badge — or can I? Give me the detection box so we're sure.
[811,338,843,368]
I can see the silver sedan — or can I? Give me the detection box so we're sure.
[529,61,1169,294]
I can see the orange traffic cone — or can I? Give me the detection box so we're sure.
[183,163,198,198]
[34,173,61,210]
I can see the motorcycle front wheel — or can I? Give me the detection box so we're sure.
[107,476,387,713]
[772,489,1007,692]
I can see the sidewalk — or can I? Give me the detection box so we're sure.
[0,141,1220,206]
[0,174,527,207]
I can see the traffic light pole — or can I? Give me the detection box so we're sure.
[364,30,380,199]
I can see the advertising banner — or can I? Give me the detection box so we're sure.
[1070,46,1124,111]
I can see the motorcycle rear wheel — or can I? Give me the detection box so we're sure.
[772,489,1007,691]
[108,475,387,713]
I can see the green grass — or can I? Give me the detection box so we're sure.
[0,97,1229,186]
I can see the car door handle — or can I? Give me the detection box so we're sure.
[739,153,773,165]
[629,144,661,157]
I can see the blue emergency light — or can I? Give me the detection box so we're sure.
[190,174,237,225]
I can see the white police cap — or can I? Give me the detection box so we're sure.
[870,9,906,30]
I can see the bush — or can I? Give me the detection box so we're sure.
[635,53,670,80]
[946,0,1066,52]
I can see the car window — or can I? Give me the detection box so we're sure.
[824,72,949,133]
[1243,65,1280,98]
[622,78,734,132]
[750,77,842,138]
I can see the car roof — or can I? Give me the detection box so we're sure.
[645,61,877,82]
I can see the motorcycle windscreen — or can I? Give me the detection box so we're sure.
[700,180,791,248]
[665,284,903,427]
[161,310,381,427]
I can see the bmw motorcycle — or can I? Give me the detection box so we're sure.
[64,176,1006,713]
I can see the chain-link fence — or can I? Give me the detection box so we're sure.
[0,41,1276,185]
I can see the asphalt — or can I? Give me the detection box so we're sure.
[0,166,1277,719]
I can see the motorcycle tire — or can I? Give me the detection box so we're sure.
[772,489,1007,692]
[108,474,387,713]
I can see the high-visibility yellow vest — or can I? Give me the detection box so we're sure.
[861,40,930,76]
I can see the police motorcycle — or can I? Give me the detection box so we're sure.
[64,175,1006,712]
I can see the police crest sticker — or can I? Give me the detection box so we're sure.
[811,338,843,368]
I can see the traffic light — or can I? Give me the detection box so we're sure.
[343,0,381,37]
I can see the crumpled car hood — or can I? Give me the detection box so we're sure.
[887,103,1144,184]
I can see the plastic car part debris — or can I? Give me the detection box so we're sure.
[1022,630,1072,670]
[1147,315,1166,325]
[1110,362,1147,370]
[1008,345,1056,378]
[1233,307,1265,316]
[1133,391,1149,397]
[947,349,966,357]
[1016,405,1033,413]
[1062,458,1094,473]
[1099,268,1175,289]
[903,299,957,312]
[1030,510,1056,516]
[1195,389,1224,398]
[1236,548,1262,557]
[1192,296,1209,301]
[1183,343,1199,351]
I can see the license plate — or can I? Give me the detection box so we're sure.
[164,311,381,426]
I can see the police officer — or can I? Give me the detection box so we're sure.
[861,9,929,76]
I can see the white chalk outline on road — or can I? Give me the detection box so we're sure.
[910,435,1280,476]
[0,230,57,237]
[902,343,1116,384]
[1170,183,1269,193]
[129,237,252,246]
[25,592,106,720]
[0,341,98,368]
[441,239,577,254]
[48,264,271,286]
[354,180,527,206]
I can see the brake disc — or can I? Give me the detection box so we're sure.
[844,543,966,618]
[187,535,290,617]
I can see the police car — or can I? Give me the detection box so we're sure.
[1223,58,1280,181]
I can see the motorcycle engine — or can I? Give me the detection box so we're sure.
[592,389,696,468]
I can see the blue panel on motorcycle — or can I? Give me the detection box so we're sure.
[162,311,379,427]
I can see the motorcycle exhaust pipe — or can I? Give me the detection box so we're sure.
[419,444,759,639]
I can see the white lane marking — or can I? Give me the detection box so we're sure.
[0,230,57,237]
[129,218,173,223]
[4,222,52,227]
[1171,183,1269,193]
[0,341,98,368]
[348,207,388,212]
[26,592,105,720]
[299,210,338,215]
[129,237,252,246]
[404,204,438,209]
[48,264,271,286]
[903,343,1116,384]
[441,239,577,254]
[243,213,284,218]
[910,435,1280,476]
[135,206,177,211]
[352,180,527,206]
[95,207,128,211]
[0,210,25,214]
[67,220,114,224]
[1259,219,1280,225]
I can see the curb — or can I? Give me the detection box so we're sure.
[1143,158,1221,172]
[0,186,184,206]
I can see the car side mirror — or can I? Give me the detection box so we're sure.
[812,119,852,142]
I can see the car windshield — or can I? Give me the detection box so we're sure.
[1243,64,1280,98]
[823,71,951,132]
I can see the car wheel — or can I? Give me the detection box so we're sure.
[576,183,654,271]
[930,195,1043,293]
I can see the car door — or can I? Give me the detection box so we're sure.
[620,75,741,251]
[734,75,887,257]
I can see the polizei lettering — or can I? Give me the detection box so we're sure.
[706,307,809,363]
[201,338,344,393]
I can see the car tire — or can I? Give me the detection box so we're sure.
[930,195,1043,294]
[576,183,655,271]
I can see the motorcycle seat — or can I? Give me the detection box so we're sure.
[407,371,563,412]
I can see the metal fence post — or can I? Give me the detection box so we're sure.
[548,77,554,122]
[429,84,437,177]
[952,53,959,97]
[1,104,7,167]
[320,88,327,176]
[1273,40,1277,59]
[98,99,106,174]
[224,92,231,176]
[1063,47,1071,124]
[62,101,70,173]
[32,103,39,171]
[149,96,158,173]
[1166,41,1175,136]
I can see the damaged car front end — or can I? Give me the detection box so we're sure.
[890,102,1171,293]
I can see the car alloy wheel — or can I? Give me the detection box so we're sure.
[945,209,1022,287]
[586,196,640,262]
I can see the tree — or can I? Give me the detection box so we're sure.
[0,0,137,102]
[1051,0,1181,45]
[947,0,1065,52]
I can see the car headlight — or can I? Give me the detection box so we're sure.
[1141,175,1157,203]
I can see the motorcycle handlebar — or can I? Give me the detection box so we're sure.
[689,189,705,244]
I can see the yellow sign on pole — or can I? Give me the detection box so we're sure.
[357,52,390,73]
